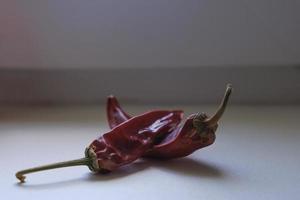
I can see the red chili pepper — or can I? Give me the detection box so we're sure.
[106,84,232,159]
[107,95,132,129]
[15,110,182,182]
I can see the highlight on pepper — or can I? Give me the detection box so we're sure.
[15,84,232,183]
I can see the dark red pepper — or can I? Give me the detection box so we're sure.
[107,95,132,129]
[106,84,232,159]
[107,96,183,145]
[88,110,182,171]
[15,110,182,182]
[15,85,231,183]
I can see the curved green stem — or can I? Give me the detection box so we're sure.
[16,157,92,183]
[204,84,232,127]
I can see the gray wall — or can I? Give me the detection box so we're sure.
[0,67,299,105]
[0,1,299,104]
[1,0,299,68]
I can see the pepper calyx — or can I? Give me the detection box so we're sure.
[85,147,100,172]
[192,113,209,136]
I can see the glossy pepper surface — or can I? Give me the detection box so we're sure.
[16,110,182,182]
[88,110,182,171]
[106,84,232,159]
[15,84,232,183]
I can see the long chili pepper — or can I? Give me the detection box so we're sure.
[106,84,232,159]
[15,110,182,182]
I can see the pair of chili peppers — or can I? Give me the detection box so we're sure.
[16,84,232,182]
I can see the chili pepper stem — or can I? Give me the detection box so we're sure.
[16,157,92,183]
[204,84,232,127]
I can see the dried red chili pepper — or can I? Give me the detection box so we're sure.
[106,84,232,159]
[15,110,182,182]
[107,95,132,129]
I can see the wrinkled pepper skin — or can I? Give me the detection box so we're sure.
[106,84,231,159]
[107,96,183,145]
[143,113,217,159]
[15,109,183,182]
[88,110,183,171]
[15,85,231,183]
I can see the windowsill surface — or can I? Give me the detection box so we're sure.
[1,105,299,199]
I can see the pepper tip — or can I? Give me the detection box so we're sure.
[226,84,233,94]
[16,173,26,183]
